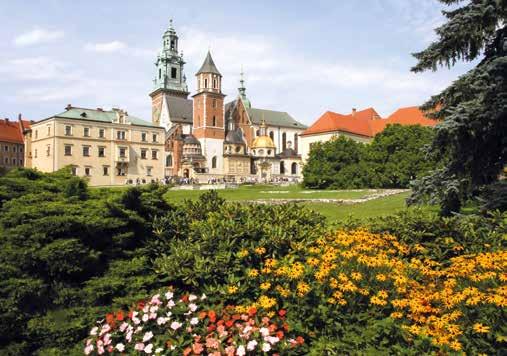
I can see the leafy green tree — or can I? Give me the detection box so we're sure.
[408,0,507,215]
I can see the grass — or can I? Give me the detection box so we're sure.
[163,184,371,202]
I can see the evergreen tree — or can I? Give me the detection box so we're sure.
[408,0,507,215]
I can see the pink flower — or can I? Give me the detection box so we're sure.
[206,337,219,349]
[126,330,133,342]
[103,333,112,345]
[265,336,280,345]
[189,303,198,312]
[142,313,149,322]
[262,343,271,352]
[119,322,129,332]
[190,317,199,325]
[236,345,246,356]
[144,343,153,354]
[135,342,145,351]
[149,305,159,313]
[225,345,236,356]
[143,331,154,342]
[259,327,269,337]
[84,344,94,355]
[170,321,182,330]
[165,291,174,300]
[246,340,257,351]
[151,294,162,305]
[90,326,98,336]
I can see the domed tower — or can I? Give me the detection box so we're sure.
[180,134,206,178]
[192,50,226,174]
[223,117,250,177]
[251,119,276,180]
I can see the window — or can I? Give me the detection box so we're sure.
[47,126,51,136]
[64,145,72,156]
[99,128,105,138]
[4,157,8,164]
[103,166,109,176]
[84,127,90,137]
[170,39,175,50]
[294,133,298,152]
[291,162,297,175]
[19,159,23,166]
[83,146,90,157]
[235,146,241,153]
[152,133,157,142]
[213,79,217,88]
[117,130,126,140]
[117,167,126,176]
[269,131,274,141]
[267,149,272,155]
[212,156,217,169]
[280,161,285,174]
[151,150,158,160]
[212,116,216,126]
[282,132,287,150]
[141,132,147,142]
[71,166,77,176]
[98,147,105,157]
[34,149,38,158]
[65,125,72,136]
[119,147,126,158]
[158,68,161,79]
[256,130,260,136]
[141,149,147,159]
[20,146,23,153]
[46,145,51,157]
[204,78,208,88]
[84,167,91,176]
[166,155,173,167]
[171,67,177,79]
[147,167,152,176]
[35,130,38,139]
[13,146,17,153]
[3,145,7,152]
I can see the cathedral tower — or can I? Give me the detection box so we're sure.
[150,19,189,127]
[192,51,226,172]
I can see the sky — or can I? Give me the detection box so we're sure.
[0,0,476,126]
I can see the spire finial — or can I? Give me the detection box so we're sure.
[169,18,174,29]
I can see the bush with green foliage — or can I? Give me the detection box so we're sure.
[303,124,436,189]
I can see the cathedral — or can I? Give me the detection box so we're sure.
[149,20,307,181]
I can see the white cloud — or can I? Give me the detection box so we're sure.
[14,28,64,46]
[84,41,127,53]
[0,57,74,81]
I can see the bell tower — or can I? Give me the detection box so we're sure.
[150,19,189,127]
[192,51,226,172]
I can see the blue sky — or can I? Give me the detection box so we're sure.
[0,0,475,125]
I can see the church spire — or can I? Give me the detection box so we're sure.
[238,67,251,108]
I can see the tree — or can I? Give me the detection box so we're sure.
[408,0,507,215]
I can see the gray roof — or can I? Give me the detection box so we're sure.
[225,127,245,144]
[166,95,193,124]
[183,134,201,145]
[277,148,300,158]
[196,51,221,76]
[52,107,158,128]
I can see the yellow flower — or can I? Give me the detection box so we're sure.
[297,281,311,296]
[306,257,320,267]
[370,296,387,306]
[260,282,271,290]
[473,323,490,334]
[390,311,403,319]
[255,246,266,255]
[258,295,277,309]
[238,249,249,258]
[327,297,336,304]
[227,285,238,294]
[275,285,290,298]
[265,258,277,268]
[266,311,275,318]
[377,290,388,299]
[376,273,387,282]
[235,305,247,314]
[290,262,305,279]
[351,272,362,281]
[248,269,259,278]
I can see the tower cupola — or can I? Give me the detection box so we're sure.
[196,50,222,94]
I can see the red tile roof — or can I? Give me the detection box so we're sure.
[301,106,437,137]
[0,119,24,144]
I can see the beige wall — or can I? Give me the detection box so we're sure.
[300,131,372,162]
[31,118,165,186]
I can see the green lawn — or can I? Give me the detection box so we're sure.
[163,184,371,202]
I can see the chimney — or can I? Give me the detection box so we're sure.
[97,107,103,112]
[5,118,9,123]
[65,104,72,110]
[18,113,22,120]
[352,108,357,116]
[30,120,35,124]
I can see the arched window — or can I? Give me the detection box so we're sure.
[294,133,298,152]
[212,116,216,126]
[166,155,173,167]
[282,132,287,150]
[269,131,274,141]
[204,78,208,88]
[256,130,260,136]
[280,161,285,174]
[213,79,217,88]
[291,162,297,175]
[212,156,217,169]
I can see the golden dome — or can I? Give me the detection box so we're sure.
[252,135,275,149]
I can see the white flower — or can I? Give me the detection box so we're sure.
[135,326,143,334]
[157,317,167,325]
[246,340,258,351]
[243,325,252,334]
[165,291,174,300]
[84,344,94,355]
[151,294,161,304]
[134,342,145,351]
[170,321,182,330]
[99,324,111,336]
[119,322,129,332]
[188,303,198,312]
[116,343,125,352]
[259,327,269,337]
[236,345,246,356]
[143,305,149,313]
[126,330,133,342]
[103,333,112,345]
[150,305,159,313]
[155,347,163,354]
[149,312,157,320]
[142,313,149,322]
[143,331,154,342]
[167,300,176,308]
[90,326,98,336]
[200,293,207,300]
[166,311,172,318]
[190,317,199,325]
[265,336,280,345]
[189,294,198,301]
[144,343,153,354]
[262,343,271,352]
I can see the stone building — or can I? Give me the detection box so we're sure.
[0,117,30,171]
[30,106,165,186]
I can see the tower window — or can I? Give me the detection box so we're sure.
[159,69,161,79]
[213,79,217,88]
[170,40,175,50]
[212,116,216,126]
[212,156,217,169]
[171,67,177,79]
[282,132,287,150]
[204,79,208,88]
[280,161,285,174]
[269,131,274,141]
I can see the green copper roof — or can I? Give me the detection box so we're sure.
[246,107,307,129]
[196,51,221,76]
[52,107,159,128]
